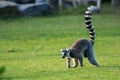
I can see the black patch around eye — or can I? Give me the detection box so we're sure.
[62,50,68,56]
[64,53,67,56]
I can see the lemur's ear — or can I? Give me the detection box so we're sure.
[60,49,63,52]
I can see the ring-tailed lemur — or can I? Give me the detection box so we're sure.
[60,6,100,68]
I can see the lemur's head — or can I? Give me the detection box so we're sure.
[60,49,70,58]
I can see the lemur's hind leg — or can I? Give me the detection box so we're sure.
[87,47,99,66]
[71,58,78,68]
[77,53,84,67]
[84,50,88,58]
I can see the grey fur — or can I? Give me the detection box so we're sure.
[61,39,99,68]
[61,6,100,68]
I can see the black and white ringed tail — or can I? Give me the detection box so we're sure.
[85,6,100,46]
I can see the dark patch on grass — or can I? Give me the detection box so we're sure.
[0,66,6,78]
[6,49,24,53]
[7,50,16,53]
[0,67,5,75]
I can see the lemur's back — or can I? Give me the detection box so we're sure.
[71,39,92,52]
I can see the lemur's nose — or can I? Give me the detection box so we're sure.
[62,56,65,58]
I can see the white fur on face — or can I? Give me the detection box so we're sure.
[61,51,70,57]
[62,52,65,56]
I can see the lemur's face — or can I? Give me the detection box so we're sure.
[61,49,70,58]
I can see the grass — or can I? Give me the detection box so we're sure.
[0,13,120,80]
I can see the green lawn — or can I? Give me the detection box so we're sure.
[0,14,120,80]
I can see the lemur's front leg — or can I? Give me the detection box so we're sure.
[66,58,71,68]
[67,58,78,68]
[71,58,78,68]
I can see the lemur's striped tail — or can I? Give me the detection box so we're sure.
[85,6,100,46]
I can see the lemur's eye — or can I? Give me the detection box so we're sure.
[64,53,67,56]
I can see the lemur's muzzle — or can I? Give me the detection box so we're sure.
[62,56,65,58]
